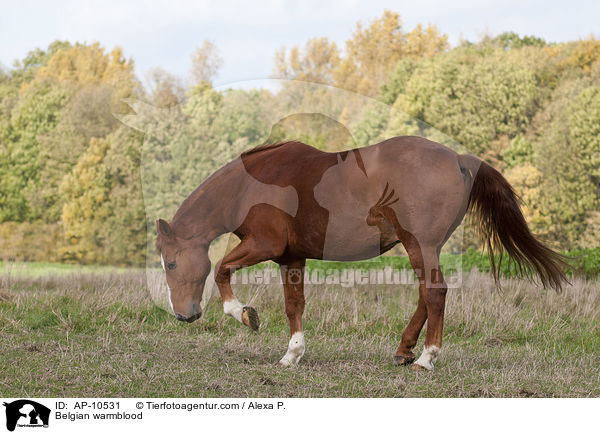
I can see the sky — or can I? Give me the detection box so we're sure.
[1,0,598,89]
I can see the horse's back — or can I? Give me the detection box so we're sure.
[240,141,335,188]
[366,136,459,168]
[240,136,459,185]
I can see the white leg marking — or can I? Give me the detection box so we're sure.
[414,345,440,370]
[279,332,306,366]
[223,298,244,323]
[161,255,174,313]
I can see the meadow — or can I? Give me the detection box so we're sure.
[1,259,599,398]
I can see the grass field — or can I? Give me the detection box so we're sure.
[1,261,599,397]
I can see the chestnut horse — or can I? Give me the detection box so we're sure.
[156,136,567,370]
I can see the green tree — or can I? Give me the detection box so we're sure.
[352,103,390,147]
[502,135,534,168]
[379,58,417,105]
[60,137,112,263]
[489,31,546,49]
[334,11,447,96]
[398,46,547,157]
[59,129,146,265]
[533,79,600,248]
[211,89,271,146]
[0,79,72,221]
[274,11,447,97]
[10,41,72,85]
[274,37,340,84]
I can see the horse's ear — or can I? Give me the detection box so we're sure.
[156,219,173,238]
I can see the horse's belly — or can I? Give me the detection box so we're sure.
[320,215,389,261]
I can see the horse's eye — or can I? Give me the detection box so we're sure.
[167,261,177,270]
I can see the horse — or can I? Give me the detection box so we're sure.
[155,136,567,370]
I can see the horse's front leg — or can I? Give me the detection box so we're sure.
[215,235,279,331]
[278,259,306,366]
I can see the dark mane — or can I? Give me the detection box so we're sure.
[240,141,299,157]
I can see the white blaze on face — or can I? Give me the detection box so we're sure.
[414,345,440,370]
[279,332,306,366]
[223,298,244,323]
[161,255,174,313]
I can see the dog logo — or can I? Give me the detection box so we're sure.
[287,268,303,286]
[3,400,50,431]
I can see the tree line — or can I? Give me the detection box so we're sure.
[0,11,598,265]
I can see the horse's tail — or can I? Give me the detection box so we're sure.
[459,154,568,290]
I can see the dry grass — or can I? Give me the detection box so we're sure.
[0,266,599,397]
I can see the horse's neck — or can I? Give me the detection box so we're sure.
[171,159,245,243]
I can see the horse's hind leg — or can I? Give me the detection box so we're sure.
[394,291,427,365]
[393,236,447,370]
[215,234,284,331]
[277,258,306,366]
[367,204,444,367]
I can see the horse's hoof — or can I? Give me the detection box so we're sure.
[393,355,415,366]
[278,358,293,367]
[241,306,259,331]
[412,363,431,371]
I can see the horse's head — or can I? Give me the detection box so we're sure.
[156,219,210,322]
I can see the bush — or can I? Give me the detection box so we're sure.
[0,221,62,262]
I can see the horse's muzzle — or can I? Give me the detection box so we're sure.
[174,303,202,323]
[175,312,201,323]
